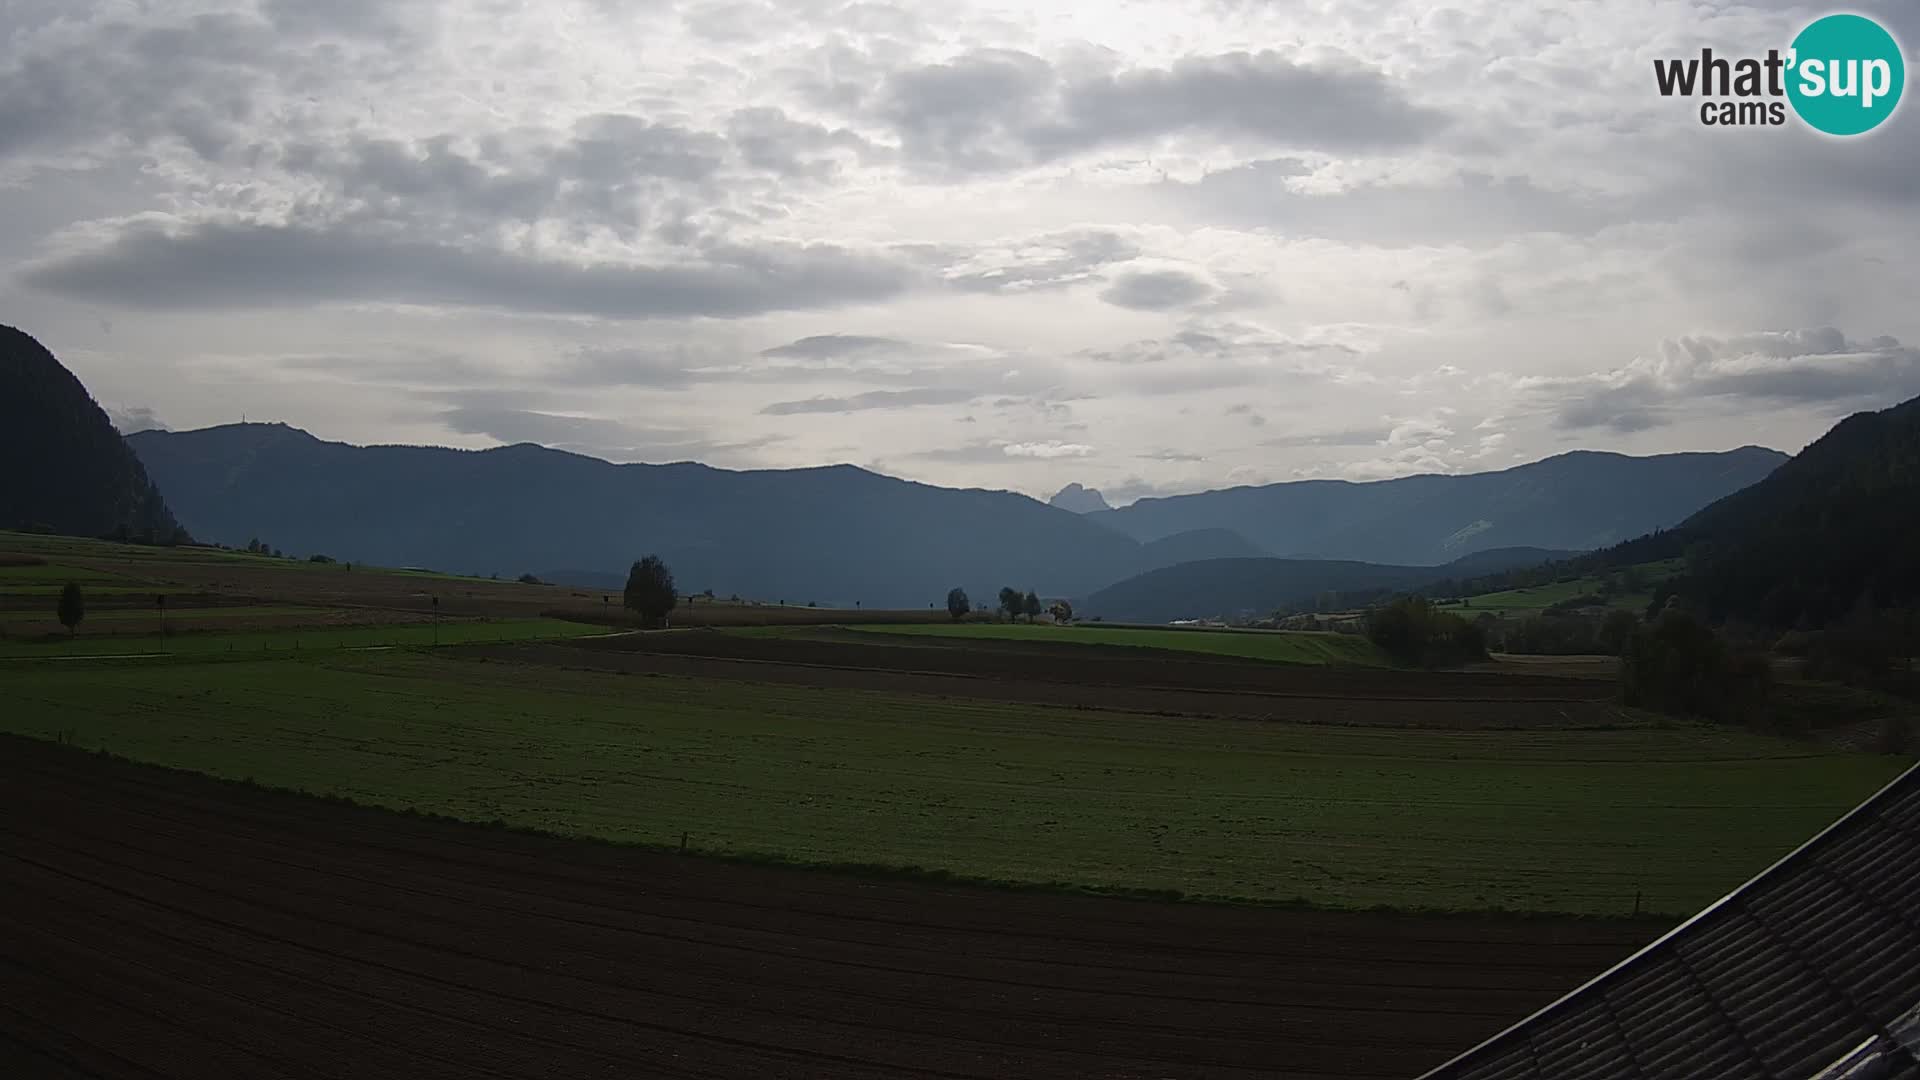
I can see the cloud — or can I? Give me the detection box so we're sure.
[907,438,1093,463]
[1260,426,1390,449]
[1099,268,1216,311]
[759,387,975,415]
[875,48,1446,175]
[21,219,917,319]
[106,405,168,434]
[1530,329,1920,432]
[440,406,780,464]
[1002,440,1093,458]
[938,228,1140,294]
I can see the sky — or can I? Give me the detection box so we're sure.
[4,0,1919,505]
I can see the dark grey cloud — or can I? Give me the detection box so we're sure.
[1099,268,1216,311]
[725,107,879,178]
[21,220,917,319]
[1537,329,1920,432]
[760,387,975,415]
[875,48,1446,174]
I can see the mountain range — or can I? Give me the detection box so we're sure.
[1,325,182,541]
[1082,547,1577,624]
[1586,394,1920,629]
[0,324,1803,612]
[129,419,1784,610]
[1082,446,1788,565]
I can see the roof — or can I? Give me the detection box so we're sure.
[1420,762,1920,1080]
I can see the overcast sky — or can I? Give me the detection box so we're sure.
[4,0,1918,504]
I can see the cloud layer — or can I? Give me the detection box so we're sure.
[4,0,1917,502]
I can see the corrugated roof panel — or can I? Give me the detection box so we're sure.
[1418,764,1920,1080]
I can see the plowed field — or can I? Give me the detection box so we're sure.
[0,737,1664,1079]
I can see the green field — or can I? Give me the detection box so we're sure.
[0,604,325,624]
[0,618,605,657]
[852,622,1389,666]
[1450,559,1684,618]
[1,649,1900,915]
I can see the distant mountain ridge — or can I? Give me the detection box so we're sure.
[126,422,1787,611]
[1086,447,1788,566]
[0,325,183,540]
[1083,547,1575,624]
[128,423,1153,607]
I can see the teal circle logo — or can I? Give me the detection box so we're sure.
[1787,13,1905,135]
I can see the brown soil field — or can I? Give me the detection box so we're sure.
[483,640,1649,729]
[0,735,1666,1079]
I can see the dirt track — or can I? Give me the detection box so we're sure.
[0,737,1664,1079]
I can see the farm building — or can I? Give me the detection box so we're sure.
[1421,762,1920,1079]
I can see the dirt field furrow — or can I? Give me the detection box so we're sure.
[0,737,1663,1079]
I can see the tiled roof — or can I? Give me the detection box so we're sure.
[1421,763,1920,1080]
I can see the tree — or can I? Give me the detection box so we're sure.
[1023,591,1042,623]
[57,582,84,637]
[1598,610,1638,656]
[1621,609,1770,723]
[946,588,970,621]
[1049,599,1074,623]
[624,555,678,628]
[1366,596,1487,667]
[998,586,1022,623]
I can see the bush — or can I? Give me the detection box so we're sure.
[517,573,542,585]
[1621,610,1771,723]
[308,554,336,564]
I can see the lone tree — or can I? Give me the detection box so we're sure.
[946,587,970,621]
[1049,599,1074,624]
[998,586,1022,623]
[57,582,84,638]
[1023,590,1042,623]
[625,555,679,628]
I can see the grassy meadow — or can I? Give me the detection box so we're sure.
[2,648,1902,915]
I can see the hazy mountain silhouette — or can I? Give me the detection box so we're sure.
[1086,447,1787,565]
[1047,483,1112,513]
[127,421,1787,611]
[1,325,182,541]
[128,423,1148,606]
[1084,547,1574,624]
